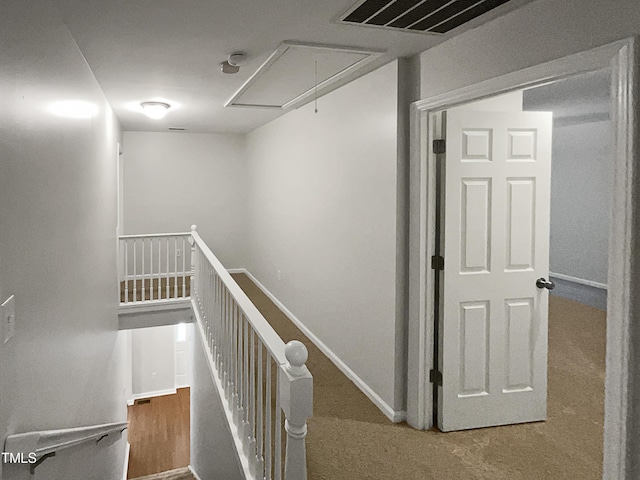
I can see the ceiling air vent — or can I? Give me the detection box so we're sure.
[338,0,513,34]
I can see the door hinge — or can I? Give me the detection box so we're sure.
[429,369,443,386]
[431,255,444,271]
[432,139,446,154]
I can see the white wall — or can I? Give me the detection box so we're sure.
[547,120,611,284]
[449,90,523,112]
[0,1,127,479]
[523,72,612,286]
[131,325,176,398]
[245,62,400,411]
[419,0,640,97]
[123,132,247,268]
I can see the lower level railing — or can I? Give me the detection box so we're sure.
[118,233,191,304]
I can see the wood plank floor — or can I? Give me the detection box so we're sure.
[127,388,190,479]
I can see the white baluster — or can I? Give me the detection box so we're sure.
[141,238,146,301]
[124,239,129,303]
[230,301,239,410]
[227,293,233,391]
[149,238,154,301]
[151,238,162,300]
[224,290,231,395]
[133,238,137,302]
[274,372,282,480]
[265,357,272,480]
[189,228,196,300]
[214,276,220,365]
[256,339,264,476]
[236,313,246,429]
[243,316,251,452]
[248,328,257,475]
[182,237,186,297]
[207,267,213,346]
[280,341,312,480]
[214,272,222,354]
[165,236,170,299]
[174,237,178,298]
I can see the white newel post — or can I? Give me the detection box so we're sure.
[280,340,313,480]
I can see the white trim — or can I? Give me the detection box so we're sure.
[226,268,247,274]
[119,232,191,239]
[191,298,252,480]
[188,465,204,480]
[550,271,608,290]
[129,388,177,403]
[118,298,192,314]
[241,269,405,423]
[122,442,130,480]
[122,271,191,281]
[408,38,637,479]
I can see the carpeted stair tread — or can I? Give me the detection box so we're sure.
[129,467,194,480]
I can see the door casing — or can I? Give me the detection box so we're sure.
[407,37,638,480]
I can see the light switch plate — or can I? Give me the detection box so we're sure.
[1,295,15,344]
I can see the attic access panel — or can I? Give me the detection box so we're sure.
[338,0,513,34]
[225,42,384,110]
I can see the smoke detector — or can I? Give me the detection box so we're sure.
[228,52,247,67]
[221,52,248,74]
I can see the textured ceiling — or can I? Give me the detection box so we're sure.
[52,0,535,133]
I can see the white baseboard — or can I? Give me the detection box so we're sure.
[122,442,130,480]
[129,388,177,403]
[189,465,204,480]
[550,271,608,290]
[239,269,405,423]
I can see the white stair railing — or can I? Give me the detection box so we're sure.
[118,233,192,304]
[189,225,312,480]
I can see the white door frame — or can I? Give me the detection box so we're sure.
[407,37,638,479]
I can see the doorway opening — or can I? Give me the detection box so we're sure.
[124,323,193,479]
[407,38,637,479]
[426,69,610,475]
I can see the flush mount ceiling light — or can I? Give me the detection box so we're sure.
[140,101,170,119]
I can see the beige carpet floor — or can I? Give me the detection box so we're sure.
[232,273,605,480]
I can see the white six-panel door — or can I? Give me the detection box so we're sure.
[438,110,553,432]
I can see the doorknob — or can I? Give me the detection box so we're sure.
[536,278,555,290]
